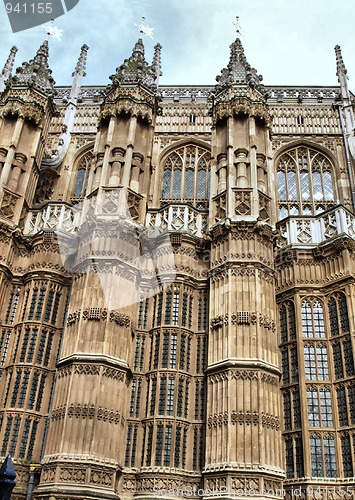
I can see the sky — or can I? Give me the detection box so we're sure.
[0,0,355,89]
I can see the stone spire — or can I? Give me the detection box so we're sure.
[215,34,263,92]
[11,39,55,95]
[335,45,355,160]
[109,38,161,90]
[70,44,89,101]
[42,44,89,169]
[0,46,18,92]
[152,43,162,85]
[335,45,351,102]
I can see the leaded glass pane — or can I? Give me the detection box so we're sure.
[295,437,304,477]
[73,169,86,198]
[282,349,290,384]
[310,434,323,476]
[333,342,344,379]
[319,388,333,427]
[277,171,287,200]
[288,171,298,200]
[341,435,353,477]
[313,171,323,201]
[307,388,320,426]
[324,435,337,477]
[164,292,172,325]
[293,390,301,428]
[288,303,296,340]
[339,294,350,333]
[313,301,325,337]
[162,333,169,368]
[172,293,180,326]
[317,344,329,380]
[280,305,287,343]
[172,169,181,198]
[343,340,355,376]
[150,378,156,415]
[304,344,317,380]
[285,439,294,478]
[174,427,181,468]
[185,170,194,199]
[283,391,292,430]
[155,425,164,465]
[162,169,171,198]
[125,425,132,466]
[158,377,166,415]
[197,169,206,199]
[323,171,334,201]
[347,386,355,424]
[300,171,310,201]
[177,379,184,417]
[166,377,175,416]
[291,346,299,382]
[328,298,339,337]
[301,301,313,337]
[163,425,172,466]
[337,387,348,426]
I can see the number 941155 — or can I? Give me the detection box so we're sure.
[5,2,53,14]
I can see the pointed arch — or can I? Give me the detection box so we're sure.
[274,142,338,219]
[159,140,211,209]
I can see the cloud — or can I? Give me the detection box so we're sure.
[0,0,354,87]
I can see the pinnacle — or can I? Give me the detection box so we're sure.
[108,37,162,90]
[11,38,55,95]
[335,45,347,77]
[215,34,263,92]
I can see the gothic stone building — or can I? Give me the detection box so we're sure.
[0,31,354,500]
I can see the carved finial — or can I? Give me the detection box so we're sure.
[72,44,89,77]
[11,39,55,95]
[152,43,162,84]
[0,46,17,92]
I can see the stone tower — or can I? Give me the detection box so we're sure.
[204,34,283,495]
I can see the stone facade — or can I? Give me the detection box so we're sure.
[0,32,354,500]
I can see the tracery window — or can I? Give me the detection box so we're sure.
[161,145,211,209]
[277,146,335,219]
[72,150,93,201]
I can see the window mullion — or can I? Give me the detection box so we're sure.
[295,148,303,214]
[308,149,315,214]
[193,146,198,203]
[181,149,187,200]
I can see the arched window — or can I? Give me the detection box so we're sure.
[277,146,336,219]
[161,145,211,209]
[72,150,93,201]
